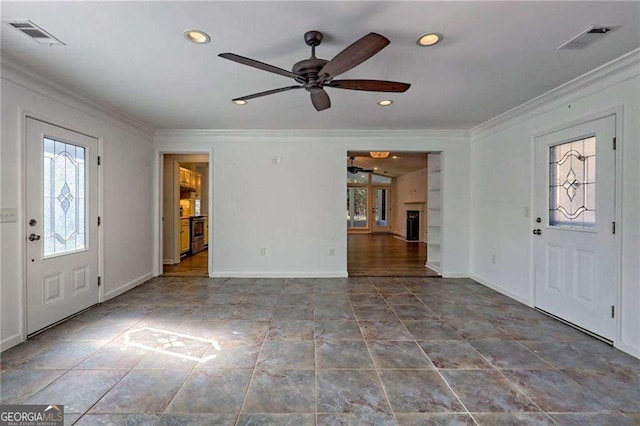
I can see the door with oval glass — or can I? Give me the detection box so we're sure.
[533,115,616,340]
[25,118,99,335]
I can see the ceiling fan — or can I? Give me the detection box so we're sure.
[219,31,410,111]
[347,156,374,174]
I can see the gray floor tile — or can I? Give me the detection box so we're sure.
[368,341,432,369]
[266,320,314,341]
[403,320,462,341]
[26,369,127,414]
[75,413,159,425]
[471,341,551,370]
[316,341,374,369]
[317,369,390,414]
[473,413,554,425]
[242,369,315,413]
[353,305,398,321]
[520,341,608,369]
[441,370,540,412]
[359,320,413,341]
[165,369,251,413]
[257,341,315,369]
[194,341,261,369]
[0,369,66,404]
[90,369,190,414]
[550,413,636,426]
[395,413,475,425]
[237,413,315,425]
[379,370,464,413]
[419,340,491,369]
[156,413,236,425]
[315,320,363,341]
[317,413,396,425]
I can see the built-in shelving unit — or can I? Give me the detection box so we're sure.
[426,152,442,274]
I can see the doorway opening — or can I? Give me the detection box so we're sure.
[160,153,210,277]
[346,151,439,277]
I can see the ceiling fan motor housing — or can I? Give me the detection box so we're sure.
[292,58,329,87]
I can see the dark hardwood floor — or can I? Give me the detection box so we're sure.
[162,249,209,277]
[348,234,439,277]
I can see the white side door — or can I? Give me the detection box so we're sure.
[371,186,391,233]
[534,115,616,340]
[26,118,99,335]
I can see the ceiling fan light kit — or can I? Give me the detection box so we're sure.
[370,151,390,158]
[219,31,411,111]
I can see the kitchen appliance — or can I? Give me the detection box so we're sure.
[191,216,205,254]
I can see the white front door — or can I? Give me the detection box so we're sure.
[534,115,616,340]
[26,118,99,335]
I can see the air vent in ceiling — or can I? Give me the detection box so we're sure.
[5,20,65,46]
[558,26,613,50]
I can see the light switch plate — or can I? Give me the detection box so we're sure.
[0,208,18,223]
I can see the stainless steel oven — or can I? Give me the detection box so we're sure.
[190,216,205,254]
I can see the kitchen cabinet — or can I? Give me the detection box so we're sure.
[180,218,190,254]
[196,173,202,197]
[204,216,209,246]
[179,167,196,188]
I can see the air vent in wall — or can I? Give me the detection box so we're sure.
[558,26,613,50]
[5,20,65,45]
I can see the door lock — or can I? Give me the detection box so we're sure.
[29,219,37,226]
[28,234,41,241]
[536,217,542,223]
[532,229,542,235]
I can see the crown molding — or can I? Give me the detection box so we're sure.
[154,128,470,141]
[470,48,640,138]
[1,57,155,140]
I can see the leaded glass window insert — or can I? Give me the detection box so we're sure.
[549,136,596,229]
[43,138,86,256]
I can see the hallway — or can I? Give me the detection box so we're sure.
[348,234,438,277]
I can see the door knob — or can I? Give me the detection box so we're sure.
[532,229,542,235]
[28,234,41,241]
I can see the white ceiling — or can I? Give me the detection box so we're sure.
[2,1,639,131]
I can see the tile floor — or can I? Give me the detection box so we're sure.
[1,276,640,425]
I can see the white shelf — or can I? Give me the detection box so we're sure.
[426,152,442,275]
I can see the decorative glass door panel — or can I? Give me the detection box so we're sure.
[347,187,368,228]
[43,138,87,256]
[549,136,596,229]
[371,187,392,233]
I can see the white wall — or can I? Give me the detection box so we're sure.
[469,51,640,357]
[0,62,155,350]
[392,167,428,241]
[154,131,470,278]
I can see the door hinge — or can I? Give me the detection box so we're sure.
[611,305,615,318]
[613,137,616,150]
[612,221,616,234]
[98,216,101,226]
[97,276,101,287]
[98,156,101,166]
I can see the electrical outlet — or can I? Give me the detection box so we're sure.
[0,208,17,223]
[328,248,335,256]
[259,247,266,256]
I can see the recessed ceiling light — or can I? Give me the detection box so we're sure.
[417,33,442,46]
[378,100,393,106]
[233,100,248,105]
[184,29,211,44]
[374,167,379,170]
[392,156,399,159]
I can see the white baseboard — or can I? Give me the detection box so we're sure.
[163,259,178,265]
[1,333,24,352]
[104,272,154,301]
[211,271,349,278]
[470,273,531,305]
[442,272,470,278]
[615,341,640,360]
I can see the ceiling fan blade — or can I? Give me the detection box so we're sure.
[219,53,300,80]
[310,88,331,111]
[329,79,410,92]
[318,33,390,81]
[232,85,303,102]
